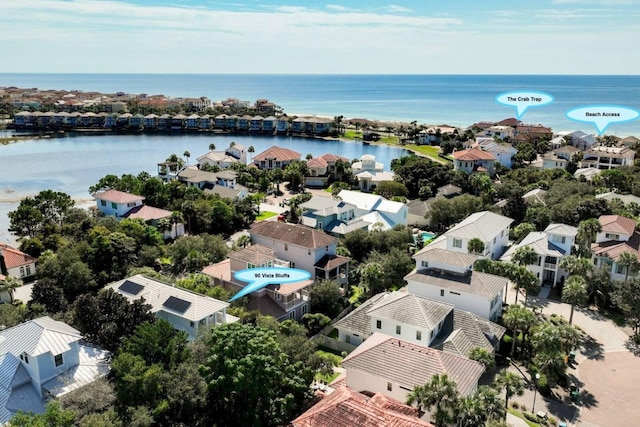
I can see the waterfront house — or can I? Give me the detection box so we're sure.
[350,154,395,191]
[334,291,505,356]
[143,113,158,129]
[0,243,37,285]
[340,333,485,404]
[0,317,109,424]
[500,223,578,286]
[276,116,290,133]
[452,148,497,177]
[94,189,145,218]
[591,215,640,281]
[198,114,211,129]
[262,116,276,133]
[237,115,251,131]
[197,143,246,169]
[304,153,350,188]
[226,114,238,130]
[106,275,236,340]
[214,114,227,129]
[130,113,144,128]
[291,385,434,427]
[250,115,264,132]
[253,146,301,170]
[178,167,237,190]
[186,114,200,129]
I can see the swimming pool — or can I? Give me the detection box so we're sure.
[421,232,436,242]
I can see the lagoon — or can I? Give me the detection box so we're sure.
[0,131,409,242]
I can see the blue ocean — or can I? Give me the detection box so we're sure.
[2,74,640,135]
[1,73,640,242]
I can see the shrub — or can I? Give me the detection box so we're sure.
[548,415,558,426]
[511,401,519,409]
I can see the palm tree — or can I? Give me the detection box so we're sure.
[248,145,255,162]
[237,235,251,248]
[468,347,496,371]
[467,238,485,255]
[511,246,538,268]
[0,276,22,303]
[209,143,216,151]
[183,150,191,166]
[617,251,640,281]
[493,370,524,416]
[358,262,384,296]
[502,304,537,358]
[559,255,594,278]
[562,276,588,325]
[577,218,602,255]
[455,395,483,427]
[476,385,506,423]
[407,374,459,427]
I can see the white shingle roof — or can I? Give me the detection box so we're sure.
[446,211,513,241]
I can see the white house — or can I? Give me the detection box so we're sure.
[334,291,505,358]
[443,211,513,260]
[94,189,144,217]
[500,223,578,286]
[197,143,247,169]
[341,333,485,404]
[336,190,408,230]
[0,317,109,424]
[478,125,514,140]
[106,275,236,340]
[0,243,37,282]
[591,215,640,281]
[452,148,497,177]
[580,145,636,170]
[350,155,395,192]
[471,138,518,169]
[541,145,581,170]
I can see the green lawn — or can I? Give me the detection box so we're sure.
[507,409,544,427]
[314,349,345,384]
[256,211,278,221]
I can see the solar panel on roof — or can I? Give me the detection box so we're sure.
[163,296,191,313]
[119,280,144,296]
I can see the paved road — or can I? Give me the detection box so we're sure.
[504,283,634,427]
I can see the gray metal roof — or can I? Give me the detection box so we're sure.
[446,211,513,241]
[413,247,479,269]
[0,317,82,357]
[334,293,387,337]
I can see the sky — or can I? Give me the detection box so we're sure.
[1,0,639,74]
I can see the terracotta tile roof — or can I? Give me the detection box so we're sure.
[0,243,37,269]
[94,189,145,204]
[592,232,640,261]
[291,385,434,427]
[122,205,172,221]
[599,215,637,235]
[320,153,349,163]
[250,221,337,249]
[253,146,301,162]
[342,333,484,397]
[452,148,496,161]
[307,157,328,168]
[201,259,232,282]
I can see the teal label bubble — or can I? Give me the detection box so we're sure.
[229,267,312,301]
[565,105,640,135]
[496,91,554,119]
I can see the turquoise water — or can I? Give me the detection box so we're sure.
[421,231,436,242]
[2,74,640,134]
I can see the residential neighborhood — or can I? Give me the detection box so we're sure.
[4,88,640,426]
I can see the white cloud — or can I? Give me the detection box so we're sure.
[387,5,412,13]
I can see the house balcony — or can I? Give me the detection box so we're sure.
[544,262,557,270]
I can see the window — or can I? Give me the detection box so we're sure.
[440,289,445,297]
[26,265,31,276]
[190,321,195,327]
[376,320,382,329]
[345,335,351,344]
[289,311,295,320]
[20,267,25,277]
[387,382,393,391]
[127,202,136,207]
[416,331,422,341]
[111,202,117,209]
[325,245,329,252]
[449,291,461,295]
[421,261,429,268]
[308,249,311,255]
[302,304,308,314]
[248,263,256,269]
[606,233,620,240]
[396,325,401,335]
[100,200,106,206]
[54,353,64,367]
[20,353,29,364]
[430,330,434,339]
[453,238,462,248]
[284,243,288,251]
[616,264,625,274]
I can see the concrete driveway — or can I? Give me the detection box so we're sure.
[504,284,634,427]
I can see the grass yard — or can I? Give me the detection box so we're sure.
[314,348,345,384]
[255,211,278,221]
[507,409,544,427]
